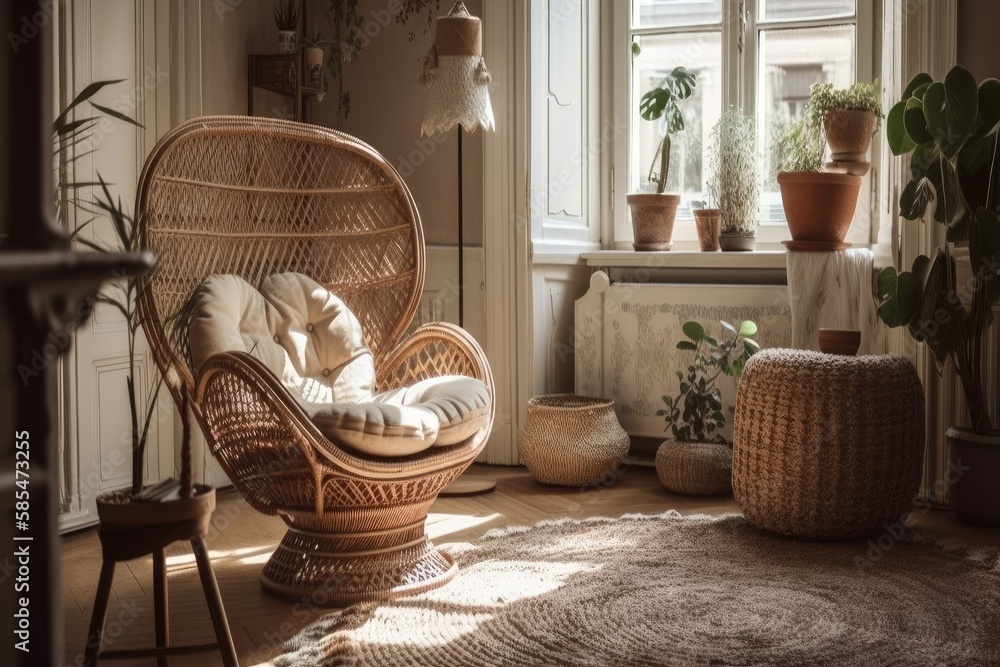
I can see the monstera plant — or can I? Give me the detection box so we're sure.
[876,65,1000,526]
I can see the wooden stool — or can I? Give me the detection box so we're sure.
[84,487,238,667]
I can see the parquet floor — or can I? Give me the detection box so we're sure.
[60,463,1000,666]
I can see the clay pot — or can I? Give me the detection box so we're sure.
[818,328,861,356]
[777,171,862,244]
[627,193,679,251]
[693,209,721,252]
[824,109,876,163]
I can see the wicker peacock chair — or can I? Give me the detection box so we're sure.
[135,116,494,605]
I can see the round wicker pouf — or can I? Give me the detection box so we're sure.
[732,349,925,540]
[518,395,630,487]
[655,440,733,495]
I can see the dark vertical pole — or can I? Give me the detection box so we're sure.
[2,3,62,666]
[458,129,465,327]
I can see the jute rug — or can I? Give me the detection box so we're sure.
[275,511,1000,666]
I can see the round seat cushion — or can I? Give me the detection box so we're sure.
[732,349,924,540]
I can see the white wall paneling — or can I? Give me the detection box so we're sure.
[531,263,592,400]
[418,247,486,345]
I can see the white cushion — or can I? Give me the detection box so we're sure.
[189,274,488,459]
[311,376,489,458]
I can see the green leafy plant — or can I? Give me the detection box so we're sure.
[53,82,166,496]
[773,115,824,174]
[876,65,1000,434]
[709,107,759,236]
[273,0,299,30]
[808,79,885,135]
[636,60,697,194]
[657,320,760,444]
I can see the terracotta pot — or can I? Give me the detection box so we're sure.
[947,428,1000,527]
[824,109,876,162]
[693,209,721,252]
[718,233,756,252]
[627,193,679,251]
[777,171,862,244]
[818,328,861,356]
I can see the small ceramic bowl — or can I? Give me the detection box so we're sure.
[818,329,861,356]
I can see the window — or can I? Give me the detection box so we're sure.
[611,0,876,250]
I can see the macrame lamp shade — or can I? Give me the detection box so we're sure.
[420,1,495,136]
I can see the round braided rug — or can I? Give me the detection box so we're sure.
[275,511,1000,667]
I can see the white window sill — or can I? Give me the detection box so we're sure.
[580,249,788,270]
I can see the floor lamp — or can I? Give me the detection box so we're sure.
[421,1,496,496]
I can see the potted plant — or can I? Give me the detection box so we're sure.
[56,82,210,522]
[809,79,884,173]
[302,33,327,89]
[627,63,697,251]
[774,102,861,248]
[655,319,760,495]
[876,65,1000,526]
[709,107,759,251]
[274,0,299,54]
[691,200,720,252]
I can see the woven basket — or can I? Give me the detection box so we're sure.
[655,440,733,496]
[732,349,925,540]
[518,395,630,487]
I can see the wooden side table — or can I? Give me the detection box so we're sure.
[83,487,239,667]
[248,53,321,122]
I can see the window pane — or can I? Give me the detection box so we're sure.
[757,25,855,223]
[760,0,855,21]
[631,32,722,217]
[632,0,722,28]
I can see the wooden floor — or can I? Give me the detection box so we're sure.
[60,463,1000,667]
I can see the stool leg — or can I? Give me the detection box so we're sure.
[153,548,169,667]
[83,559,116,667]
[191,536,239,667]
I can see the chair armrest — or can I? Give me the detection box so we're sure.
[376,323,495,458]
[377,322,494,395]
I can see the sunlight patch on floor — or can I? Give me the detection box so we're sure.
[425,511,503,541]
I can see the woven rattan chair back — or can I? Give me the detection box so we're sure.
[136,115,424,406]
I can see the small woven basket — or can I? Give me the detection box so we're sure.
[656,440,733,496]
[518,395,630,487]
[732,349,925,540]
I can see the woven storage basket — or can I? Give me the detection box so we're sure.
[518,395,630,487]
[732,349,925,540]
[655,440,733,495]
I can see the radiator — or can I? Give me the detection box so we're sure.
[574,271,792,442]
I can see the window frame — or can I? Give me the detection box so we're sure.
[607,0,878,251]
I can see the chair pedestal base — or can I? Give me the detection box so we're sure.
[259,526,458,606]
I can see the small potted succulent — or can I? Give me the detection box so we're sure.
[627,60,697,251]
[876,65,1000,526]
[655,319,760,495]
[274,0,299,54]
[809,80,884,173]
[709,107,759,251]
[774,97,861,248]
